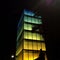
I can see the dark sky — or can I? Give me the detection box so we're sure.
[7,0,60,60]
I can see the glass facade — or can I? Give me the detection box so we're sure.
[16,9,47,60]
[24,40,46,51]
[24,16,42,24]
[24,31,44,41]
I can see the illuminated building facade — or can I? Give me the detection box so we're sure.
[16,9,47,60]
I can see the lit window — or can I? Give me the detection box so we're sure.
[28,32,32,39]
[23,50,29,60]
[37,33,41,40]
[24,9,35,16]
[24,16,42,24]
[33,41,37,50]
[27,24,32,30]
[24,31,44,41]
[24,16,27,22]
[24,40,28,49]
[29,51,33,60]
[24,23,28,30]
[24,23,33,31]
[34,52,39,59]
[27,16,32,22]
[32,33,37,40]
[24,31,28,39]
[42,43,46,51]
[37,42,42,50]
[29,41,32,50]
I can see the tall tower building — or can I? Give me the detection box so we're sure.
[16,9,47,60]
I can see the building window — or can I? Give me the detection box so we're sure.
[24,16,42,24]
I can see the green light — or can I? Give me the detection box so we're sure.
[24,16,42,24]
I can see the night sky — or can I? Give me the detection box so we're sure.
[7,0,60,60]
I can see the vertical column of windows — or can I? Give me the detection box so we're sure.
[29,51,33,60]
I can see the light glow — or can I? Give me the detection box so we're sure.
[24,16,42,24]
[11,55,14,58]
[24,31,44,41]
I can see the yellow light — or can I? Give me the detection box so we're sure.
[24,31,44,41]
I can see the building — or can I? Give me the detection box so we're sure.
[16,9,47,60]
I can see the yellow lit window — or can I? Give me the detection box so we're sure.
[29,41,32,50]
[28,32,32,39]
[33,41,37,50]
[23,51,28,60]
[29,51,33,60]
[37,42,42,50]
[24,23,28,30]
[32,33,37,40]
[24,31,28,39]
[37,33,44,41]
[42,43,46,51]
[24,40,28,49]
[37,33,41,40]
[34,52,39,59]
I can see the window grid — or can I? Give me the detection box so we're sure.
[24,16,42,24]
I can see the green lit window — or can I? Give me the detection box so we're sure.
[27,16,31,22]
[24,16,42,24]
[24,16,27,22]
[38,19,42,24]
[24,23,32,31]
[32,18,35,24]
[32,17,42,24]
